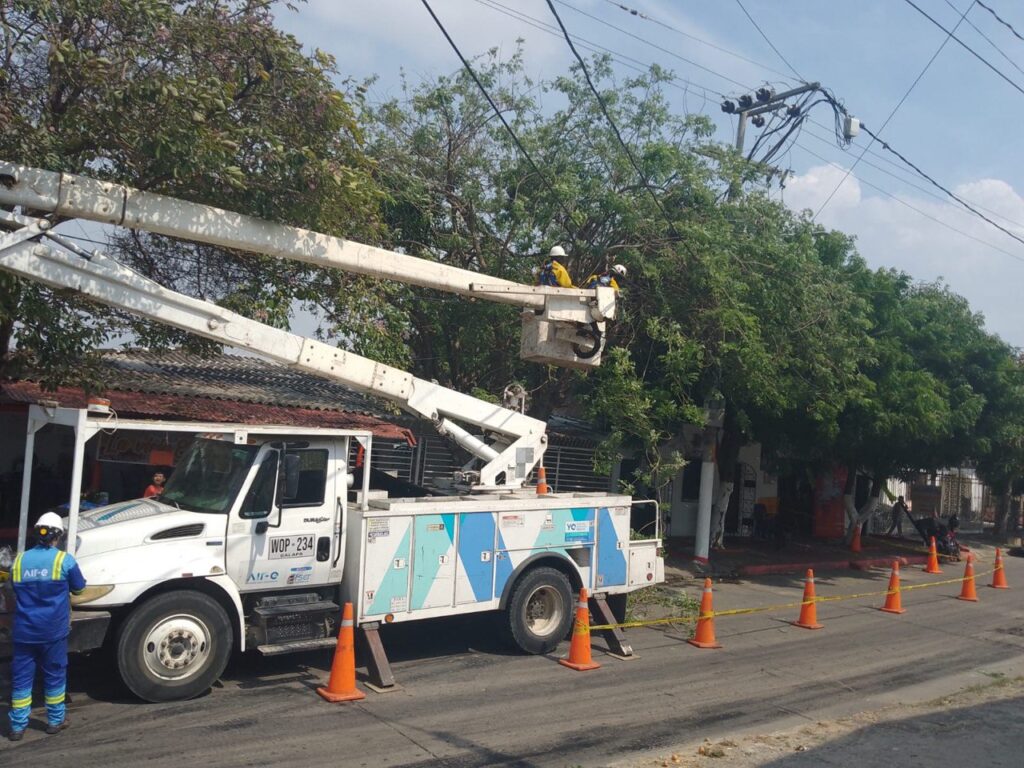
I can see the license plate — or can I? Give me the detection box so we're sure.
[268,534,314,560]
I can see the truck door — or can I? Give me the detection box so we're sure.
[227,442,341,592]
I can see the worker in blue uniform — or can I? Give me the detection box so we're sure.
[7,511,86,741]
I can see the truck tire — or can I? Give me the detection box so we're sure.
[116,590,232,703]
[504,567,574,655]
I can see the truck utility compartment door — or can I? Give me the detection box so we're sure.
[362,516,412,617]
[596,506,629,588]
[455,512,496,605]
[411,514,456,610]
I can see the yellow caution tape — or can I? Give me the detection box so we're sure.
[589,566,998,631]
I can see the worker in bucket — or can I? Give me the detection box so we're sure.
[582,263,627,292]
[536,245,574,288]
[7,512,86,741]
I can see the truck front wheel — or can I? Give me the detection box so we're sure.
[505,567,574,655]
[116,590,232,702]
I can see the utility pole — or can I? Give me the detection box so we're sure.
[724,82,821,155]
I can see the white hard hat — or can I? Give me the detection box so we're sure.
[611,264,627,278]
[549,245,566,258]
[35,511,64,533]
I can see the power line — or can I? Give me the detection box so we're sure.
[472,0,1024,254]
[553,0,751,91]
[977,0,1024,42]
[474,0,727,102]
[598,0,795,81]
[901,0,1024,99]
[418,0,581,231]
[815,1,975,219]
[800,124,1024,230]
[943,0,1024,79]
[544,0,680,234]
[793,142,1024,264]
[733,0,803,81]
[860,122,1024,250]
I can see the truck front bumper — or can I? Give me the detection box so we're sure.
[0,604,111,659]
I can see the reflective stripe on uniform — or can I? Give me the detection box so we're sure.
[12,552,23,582]
[52,550,65,580]
[44,691,65,705]
[11,694,32,709]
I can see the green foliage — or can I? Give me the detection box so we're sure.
[0,0,382,387]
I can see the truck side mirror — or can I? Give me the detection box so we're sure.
[277,453,301,503]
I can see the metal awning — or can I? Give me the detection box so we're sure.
[18,404,374,555]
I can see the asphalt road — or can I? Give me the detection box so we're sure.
[2,555,1022,767]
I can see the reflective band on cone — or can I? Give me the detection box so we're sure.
[559,587,600,671]
[792,569,823,630]
[317,602,366,703]
[879,561,906,614]
[688,578,722,649]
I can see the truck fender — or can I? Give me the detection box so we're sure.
[202,574,247,652]
[497,551,583,610]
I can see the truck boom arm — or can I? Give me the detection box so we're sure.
[0,163,617,369]
[0,165,569,488]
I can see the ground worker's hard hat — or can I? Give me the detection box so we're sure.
[549,245,567,258]
[35,511,64,535]
[611,264,627,278]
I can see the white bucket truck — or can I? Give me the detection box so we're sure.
[0,163,663,701]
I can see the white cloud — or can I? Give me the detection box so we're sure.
[784,164,1024,348]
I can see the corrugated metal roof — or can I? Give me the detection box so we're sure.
[1,350,416,440]
[90,350,399,419]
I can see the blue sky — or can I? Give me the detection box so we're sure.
[274,0,1024,347]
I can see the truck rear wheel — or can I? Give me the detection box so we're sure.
[116,590,232,703]
[505,567,574,655]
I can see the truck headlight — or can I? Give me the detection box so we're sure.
[71,585,114,605]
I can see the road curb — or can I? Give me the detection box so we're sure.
[740,554,929,576]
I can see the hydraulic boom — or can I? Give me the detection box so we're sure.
[0,161,616,488]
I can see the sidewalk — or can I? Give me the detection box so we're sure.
[662,533,963,582]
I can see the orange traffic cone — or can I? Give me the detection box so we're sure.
[792,569,823,630]
[317,602,366,703]
[536,466,550,495]
[850,524,862,554]
[559,588,600,671]
[688,578,722,649]
[879,561,906,614]
[991,548,1010,589]
[957,553,978,602]
[923,536,943,574]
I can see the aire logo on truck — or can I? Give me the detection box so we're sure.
[268,534,314,560]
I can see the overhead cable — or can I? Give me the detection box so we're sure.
[901,0,1024,99]
[942,0,1024,79]
[794,143,1024,264]
[977,0,1024,42]
[733,0,804,81]
[553,0,750,90]
[860,123,1024,250]
[599,0,794,80]
[544,0,681,235]
[418,0,581,231]
[815,1,976,219]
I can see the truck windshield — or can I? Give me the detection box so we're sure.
[160,439,260,514]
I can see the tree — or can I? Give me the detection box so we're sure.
[0,0,381,389]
